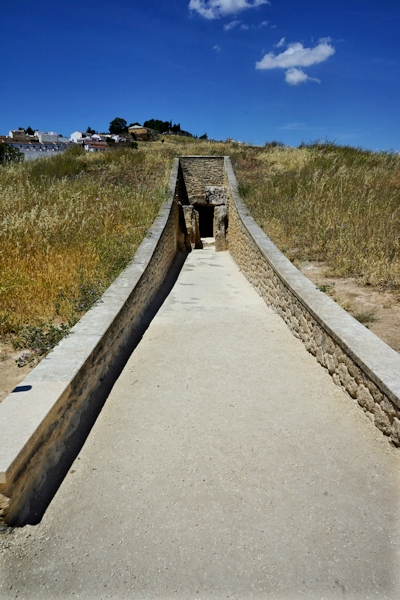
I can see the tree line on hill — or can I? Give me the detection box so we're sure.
[107,117,207,139]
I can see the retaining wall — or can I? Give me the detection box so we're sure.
[224,156,400,447]
[0,159,182,525]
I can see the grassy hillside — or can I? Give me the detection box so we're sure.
[0,138,233,363]
[0,146,174,363]
[233,142,400,289]
[1,137,399,363]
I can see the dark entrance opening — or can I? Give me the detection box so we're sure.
[197,205,214,237]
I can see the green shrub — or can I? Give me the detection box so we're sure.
[0,142,24,164]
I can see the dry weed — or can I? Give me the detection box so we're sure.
[3,137,398,362]
[0,137,238,360]
[0,148,171,347]
[234,142,400,290]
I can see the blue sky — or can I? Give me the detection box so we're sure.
[2,0,400,150]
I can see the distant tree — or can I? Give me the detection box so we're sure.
[199,133,208,140]
[0,142,24,164]
[25,126,35,136]
[109,117,128,135]
[142,118,193,136]
[143,119,161,132]
[86,126,96,134]
[143,119,171,133]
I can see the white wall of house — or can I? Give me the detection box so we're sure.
[36,131,58,143]
[69,131,89,143]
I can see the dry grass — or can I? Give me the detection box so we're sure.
[233,142,400,290]
[0,137,239,361]
[0,147,171,353]
[3,136,399,363]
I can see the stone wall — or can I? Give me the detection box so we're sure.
[179,156,225,204]
[0,160,182,525]
[224,157,400,446]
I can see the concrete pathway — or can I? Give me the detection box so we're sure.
[1,248,400,599]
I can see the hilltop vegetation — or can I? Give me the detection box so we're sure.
[108,116,203,138]
[234,141,400,289]
[1,136,400,365]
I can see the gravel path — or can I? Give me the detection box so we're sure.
[1,248,399,599]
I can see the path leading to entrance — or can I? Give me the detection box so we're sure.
[1,248,400,599]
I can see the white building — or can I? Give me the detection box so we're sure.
[69,131,93,144]
[35,131,70,144]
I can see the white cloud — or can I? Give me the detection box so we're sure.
[256,39,335,85]
[285,67,320,86]
[285,68,309,85]
[256,41,335,70]
[213,44,222,51]
[189,0,269,20]
[224,19,267,31]
[275,37,286,47]
[319,36,333,44]
[224,19,241,30]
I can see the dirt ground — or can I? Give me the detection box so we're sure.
[0,344,34,404]
[1,261,399,405]
[300,261,400,353]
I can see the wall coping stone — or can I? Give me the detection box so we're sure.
[224,157,400,409]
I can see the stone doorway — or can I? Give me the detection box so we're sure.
[175,158,229,252]
[197,205,215,238]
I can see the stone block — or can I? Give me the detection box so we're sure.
[205,186,228,205]
[357,385,375,412]
[380,397,396,418]
[391,418,400,445]
[214,205,228,252]
[183,205,202,250]
[325,353,336,375]
[374,404,392,436]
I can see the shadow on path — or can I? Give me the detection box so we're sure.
[19,251,189,526]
